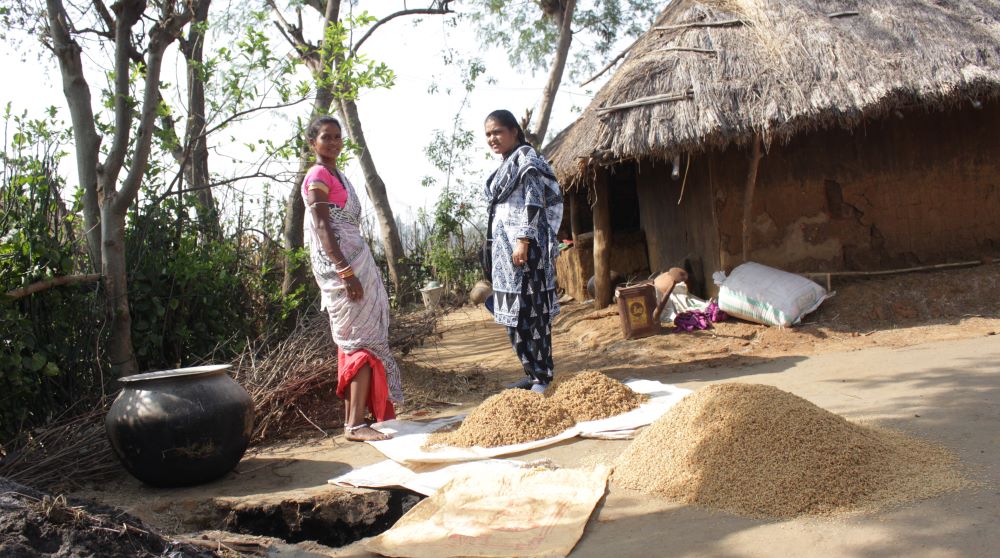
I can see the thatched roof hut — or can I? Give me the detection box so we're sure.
[549,0,1000,304]
[551,0,1000,183]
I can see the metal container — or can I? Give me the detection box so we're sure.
[616,282,661,339]
[105,364,254,487]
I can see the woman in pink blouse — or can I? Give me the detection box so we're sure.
[302,116,402,441]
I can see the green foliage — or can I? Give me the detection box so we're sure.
[464,0,660,80]
[419,186,481,291]
[0,106,99,442]
[124,191,293,370]
[315,12,397,102]
[412,54,491,294]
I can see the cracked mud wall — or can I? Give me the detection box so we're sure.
[635,99,1000,295]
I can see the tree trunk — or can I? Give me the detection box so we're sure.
[100,207,136,376]
[47,0,190,377]
[526,0,576,147]
[339,97,411,302]
[182,0,220,238]
[46,0,102,271]
[592,173,613,309]
[281,0,340,301]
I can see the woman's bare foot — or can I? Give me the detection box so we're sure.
[344,424,392,442]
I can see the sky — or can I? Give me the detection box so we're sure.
[0,3,614,228]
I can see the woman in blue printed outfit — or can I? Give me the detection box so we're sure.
[482,110,564,392]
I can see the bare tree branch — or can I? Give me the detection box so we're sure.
[114,5,193,213]
[350,6,454,56]
[5,274,102,299]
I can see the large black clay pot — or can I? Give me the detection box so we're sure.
[105,364,254,487]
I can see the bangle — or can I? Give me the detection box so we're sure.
[337,267,355,279]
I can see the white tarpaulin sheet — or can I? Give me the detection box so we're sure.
[329,458,533,496]
[363,465,611,558]
[366,380,691,464]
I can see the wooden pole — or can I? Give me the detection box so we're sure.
[592,172,613,309]
[741,135,763,262]
[569,191,581,245]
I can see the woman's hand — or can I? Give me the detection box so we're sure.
[344,275,365,301]
[512,238,530,267]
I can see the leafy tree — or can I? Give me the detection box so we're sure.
[420,54,488,290]
[271,0,455,308]
[36,0,196,377]
[465,0,660,145]
[0,106,100,440]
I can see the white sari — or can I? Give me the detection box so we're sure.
[303,167,403,404]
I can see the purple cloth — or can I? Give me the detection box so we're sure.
[673,301,728,332]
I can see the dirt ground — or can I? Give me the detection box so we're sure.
[54,263,1000,555]
[401,263,1000,407]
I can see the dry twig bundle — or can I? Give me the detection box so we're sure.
[233,308,440,443]
[0,403,118,492]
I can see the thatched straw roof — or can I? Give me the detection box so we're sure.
[548,0,1000,186]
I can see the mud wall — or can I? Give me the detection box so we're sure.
[711,100,1000,273]
[631,99,1000,298]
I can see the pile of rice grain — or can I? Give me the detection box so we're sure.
[426,389,575,448]
[547,371,647,422]
[614,383,967,518]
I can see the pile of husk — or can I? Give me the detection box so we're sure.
[546,370,647,422]
[427,372,644,448]
[426,389,576,448]
[614,383,968,518]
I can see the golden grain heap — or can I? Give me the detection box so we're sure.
[426,389,575,448]
[547,371,647,422]
[614,383,967,518]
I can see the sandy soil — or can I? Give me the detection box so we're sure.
[59,263,1000,554]
[400,263,1000,404]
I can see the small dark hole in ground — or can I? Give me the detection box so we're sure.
[220,488,423,548]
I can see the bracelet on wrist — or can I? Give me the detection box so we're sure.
[337,267,355,279]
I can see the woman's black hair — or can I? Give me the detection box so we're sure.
[306,115,342,142]
[485,109,529,147]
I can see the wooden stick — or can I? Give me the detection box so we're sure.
[654,18,743,31]
[827,11,859,18]
[654,46,717,55]
[596,88,693,115]
[741,135,764,262]
[677,153,692,205]
[5,274,101,299]
[579,35,642,87]
[802,259,991,284]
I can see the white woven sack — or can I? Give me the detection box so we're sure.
[714,262,831,327]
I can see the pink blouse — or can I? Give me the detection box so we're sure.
[303,165,348,209]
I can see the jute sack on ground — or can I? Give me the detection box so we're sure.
[715,261,831,327]
[364,465,611,558]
